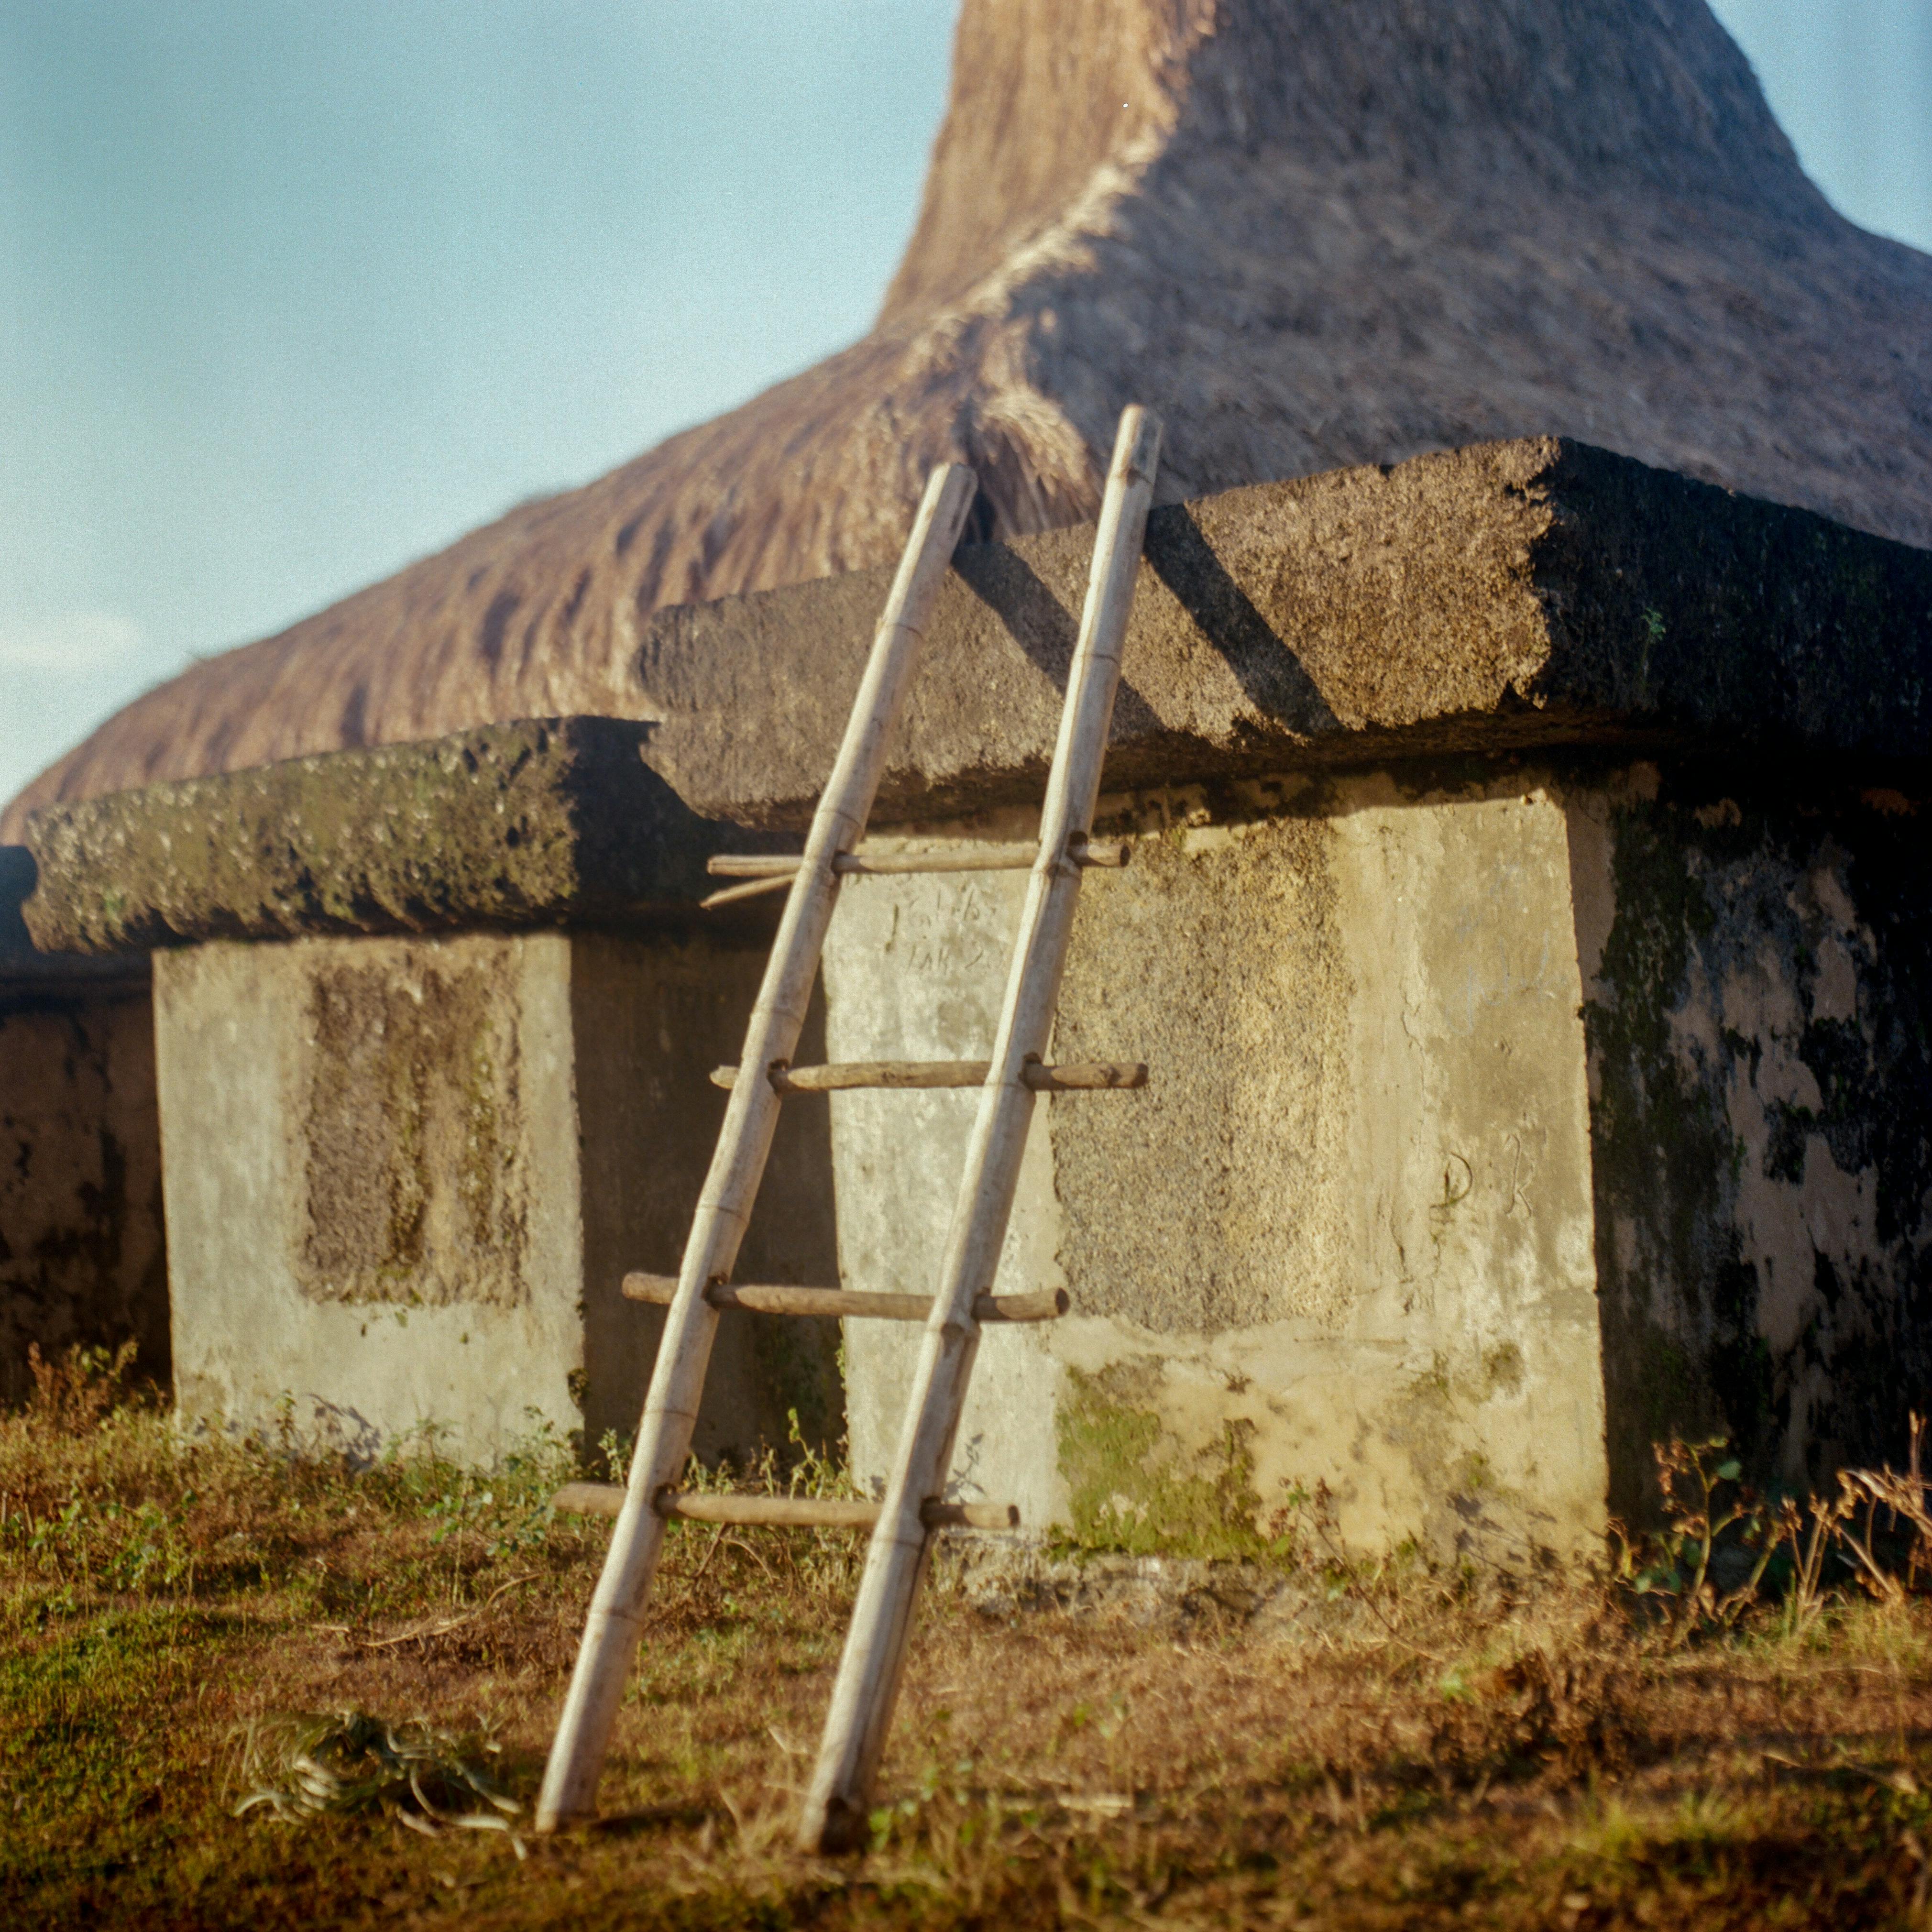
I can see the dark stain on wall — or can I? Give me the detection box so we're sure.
[570,935,845,1470]
[1581,765,1932,1522]
[0,989,168,1403]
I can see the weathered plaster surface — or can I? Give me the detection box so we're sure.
[156,930,838,1463]
[12,437,1926,1549]
[128,743,1932,1534]
[825,773,1607,1559]
[1572,768,1932,1518]
[0,988,168,1402]
[828,758,1932,1555]
[297,944,538,1308]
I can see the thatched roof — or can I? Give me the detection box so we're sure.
[8,0,1931,839]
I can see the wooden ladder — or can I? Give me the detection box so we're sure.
[536,405,1163,1850]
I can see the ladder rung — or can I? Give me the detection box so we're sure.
[551,1483,1019,1532]
[710,1059,1147,1093]
[699,874,806,909]
[706,838,1130,879]
[698,838,1129,908]
[621,1272,1069,1324]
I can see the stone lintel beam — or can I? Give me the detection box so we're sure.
[21,437,1932,955]
[1,845,152,990]
[20,719,786,956]
[637,438,1932,829]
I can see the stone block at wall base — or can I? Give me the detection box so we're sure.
[155,929,840,1465]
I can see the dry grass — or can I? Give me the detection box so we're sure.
[6,1349,1932,1928]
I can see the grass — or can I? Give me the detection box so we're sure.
[5,1349,1932,1927]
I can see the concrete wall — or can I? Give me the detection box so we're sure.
[825,773,1607,1562]
[120,750,1932,1538]
[825,761,1932,1559]
[0,983,168,1404]
[156,928,839,1464]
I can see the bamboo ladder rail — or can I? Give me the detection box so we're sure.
[534,460,978,1833]
[799,405,1163,1854]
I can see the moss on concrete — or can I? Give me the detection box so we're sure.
[19,719,791,955]
[1055,1363,1266,1558]
[24,439,1932,931]
[1588,796,1789,1515]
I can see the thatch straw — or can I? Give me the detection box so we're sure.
[8,0,1930,837]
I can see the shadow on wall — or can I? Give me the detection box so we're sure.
[1573,770,1932,1522]
[571,934,844,1471]
[1,845,169,1406]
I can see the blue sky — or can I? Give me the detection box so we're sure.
[1,0,1929,811]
